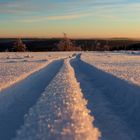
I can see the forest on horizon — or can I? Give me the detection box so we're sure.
[0,38,140,52]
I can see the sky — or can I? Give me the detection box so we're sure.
[0,0,140,38]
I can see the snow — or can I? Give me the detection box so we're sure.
[81,52,140,86]
[13,58,100,140]
[1,51,140,140]
[0,52,74,91]
[71,54,140,140]
[0,60,63,140]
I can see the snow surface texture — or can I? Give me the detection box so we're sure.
[13,58,100,140]
[81,52,140,86]
[0,60,63,140]
[0,52,73,91]
[71,54,140,140]
[1,52,140,140]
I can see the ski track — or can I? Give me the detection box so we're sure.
[81,52,140,86]
[0,52,74,91]
[71,54,140,140]
[1,52,140,140]
[0,60,63,140]
[13,58,100,140]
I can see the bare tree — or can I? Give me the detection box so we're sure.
[13,38,26,52]
[57,33,81,51]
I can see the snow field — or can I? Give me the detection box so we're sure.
[13,58,100,140]
[0,59,63,140]
[73,53,140,140]
[1,51,139,140]
[0,52,74,91]
[81,52,140,86]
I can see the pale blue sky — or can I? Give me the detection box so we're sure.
[0,0,140,38]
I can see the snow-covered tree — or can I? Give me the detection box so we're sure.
[13,38,26,52]
[57,33,81,51]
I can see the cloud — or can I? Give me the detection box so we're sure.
[0,1,39,14]
[0,0,128,15]
[0,0,140,22]
[18,13,92,23]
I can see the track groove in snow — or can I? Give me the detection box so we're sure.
[0,52,74,91]
[81,52,140,86]
[13,58,100,140]
[0,58,49,92]
[71,54,140,140]
[0,60,63,140]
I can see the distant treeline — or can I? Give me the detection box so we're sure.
[0,38,140,52]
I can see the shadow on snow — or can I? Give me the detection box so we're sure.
[0,60,63,140]
[71,54,140,140]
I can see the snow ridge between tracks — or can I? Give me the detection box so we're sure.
[14,58,100,140]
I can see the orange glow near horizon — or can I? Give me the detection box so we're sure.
[0,0,140,39]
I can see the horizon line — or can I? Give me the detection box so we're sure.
[0,36,140,41]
